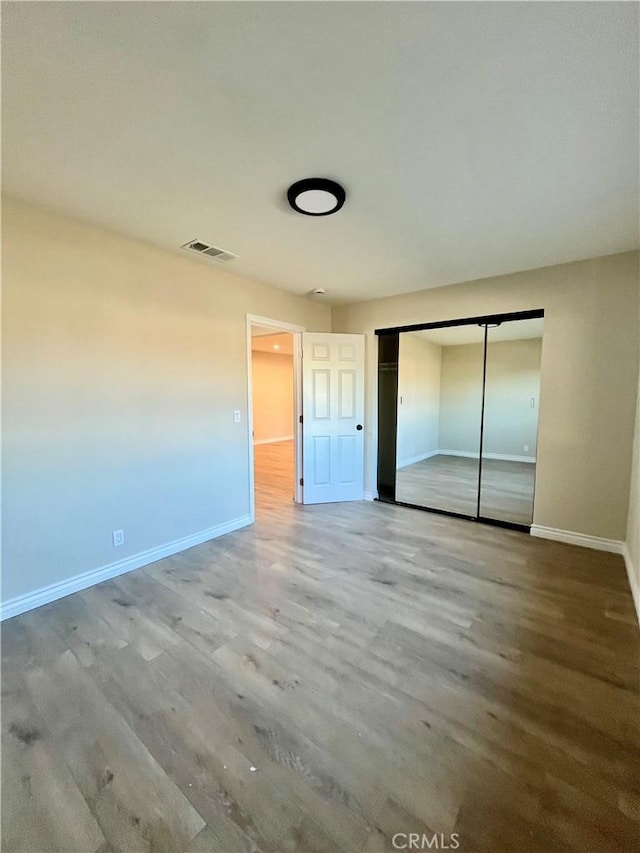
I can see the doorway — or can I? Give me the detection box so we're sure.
[247,318,367,515]
[247,315,304,519]
[377,309,544,531]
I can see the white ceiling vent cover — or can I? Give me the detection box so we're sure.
[181,239,239,264]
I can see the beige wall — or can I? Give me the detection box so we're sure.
[437,343,483,456]
[438,338,542,459]
[251,349,294,443]
[332,252,639,542]
[396,333,441,467]
[2,197,330,603]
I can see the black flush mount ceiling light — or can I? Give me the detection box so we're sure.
[287,178,346,216]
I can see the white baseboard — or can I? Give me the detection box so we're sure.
[437,449,480,460]
[530,525,624,554]
[253,435,294,446]
[438,449,536,464]
[483,452,536,464]
[363,490,378,501]
[1,514,253,622]
[396,450,439,469]
[623,545,640,627]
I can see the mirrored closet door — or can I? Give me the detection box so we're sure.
[478,318,543,526]
[395,325,484,516]
[376,310,544,532]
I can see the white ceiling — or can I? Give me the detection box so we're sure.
[3,3,638,304]
[412,317,543,346]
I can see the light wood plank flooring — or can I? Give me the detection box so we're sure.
[253,440,295,515]
[2,443,639,852]
[396,455,536,524]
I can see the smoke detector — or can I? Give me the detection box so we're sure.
[181,239,239,264]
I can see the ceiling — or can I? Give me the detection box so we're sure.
[251,332,294,356]
[250,325,286,339]
[411,317,544,346]
[3,3,638,304]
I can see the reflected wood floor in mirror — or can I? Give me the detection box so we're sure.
[2,442,638,852]
[396,454,536,524]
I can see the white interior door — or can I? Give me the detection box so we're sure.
[302,333,365,504]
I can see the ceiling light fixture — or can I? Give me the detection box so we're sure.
[273,344,280,350]
[287,178,346,216]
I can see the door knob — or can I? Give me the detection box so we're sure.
[356,424,363,431]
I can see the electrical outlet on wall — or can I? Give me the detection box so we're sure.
[112,529,124,547]
[524,445,529,453]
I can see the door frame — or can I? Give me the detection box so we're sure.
[246,314,305,520]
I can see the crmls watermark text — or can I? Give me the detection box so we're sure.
[392,833,460,850]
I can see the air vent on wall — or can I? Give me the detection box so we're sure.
[181,239,239,264]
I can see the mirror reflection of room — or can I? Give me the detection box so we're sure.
[395,318,543,525]
[480,320,542,524]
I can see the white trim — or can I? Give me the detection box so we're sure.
[485,453,536,464]
[246,314,305,514]
[247,315,306,334]
[292,332,303,504]
[437,449,536,463]
[623,545,640,627]
[1,514,253,621]
[253,435,294,446]
[530,525,624,554]
[364,490,378,501]
[396,450,439,469]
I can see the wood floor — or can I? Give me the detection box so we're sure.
[253,440,296,512]
[2,441,639,852]
[396,455,536,524]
